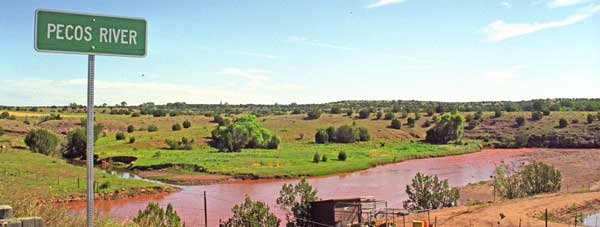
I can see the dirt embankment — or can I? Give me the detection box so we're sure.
[48,185,180,204]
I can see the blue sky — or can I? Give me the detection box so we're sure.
[1,0,599,106]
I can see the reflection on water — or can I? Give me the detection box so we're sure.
[73,149,537,226]
[101,169,166,185]
[584,213,600,227]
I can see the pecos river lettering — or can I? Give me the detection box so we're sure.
[35,9,146,57]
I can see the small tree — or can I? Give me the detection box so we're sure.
[384,112,395,120]
[326,126,337,142]
[172,123,182,131]
[558,118,568,128]
[474,111,482,120]
[129,136,136,144]
[516,116,525,127]
[403,173,459,210]
[587,114,594,124]
[127,125,135,133]
[414,112,421,120]
[542,109,551,116]
[338,151,347,161]
[148,125,159,132]
[131,112,141,117]
[520,162,562,196]
[276,178,318,227]
[24,129,59,156]
[314,129,329,144]
[335,125,357,143]
[390,119,402,129]
[313,152,320,163]
[376,112,383,120]
[222,196,280,227]
[358,109,370,119]
[306,109,321,120]
[357,127,370,141]
[346,109,353,117]
[425,113,465,144]
[115,132,126,140]
[0,111,10,119]
[63,126,104,159]
[134,203,183,227]
[182,120,191,128]
[407,117,416,128]
[321,155,328,162]
[531,111,543,121]
[330,107,342,114]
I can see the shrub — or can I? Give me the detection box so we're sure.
[376,112,383,120]
[403,173,459,210]
[357,127,370,141]
[400,111,408,119]
[330,107,341,114]
[390,119,402,129]
[531,111,543,121]
[165,137,194,150]
[426,109,434,116]
[358,109,370,119]
[127,125,135,133]
[134,203,183,227]
[211,115,280,152]
[495,110,502,118]
[384,112,394,120]
[326,126,337,142]
[62,125,103,159]
[516,116,526,126]
[129,136,136,144]
[291,109,302,115]
[306,109,321,120]
[313,152,320,163]
[414,112,421,120]
[147,124,159,132]
[24,129,59,156]
[335,125,357,143]
[346,110,353,117]
[115,132,126,140]
[99,181,111,190]
[338,151,347,161]
[542,110,551,116]
[425,113,465,144]
[587,114,595,124]
[276,178,318,227]
[172,123,182,131]
[495,162,562,199]
[131,112,140,117]
[222,196,280,227]
[0,111,10,119]
[466,119,478,130]
[182,120,191,128]
[407,117,416,128]
[474,111,482,120]
[314,129,329,144]
[321,155,328,162]
[558,118,568,128]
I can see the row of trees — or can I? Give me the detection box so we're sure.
[314,125,371,144]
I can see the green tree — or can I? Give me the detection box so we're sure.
[335,125,357,143]
[312,152,320,163]
[384,112,395,120]
[558,118,568,128]
[531,111,543,121]
[182,120,192,128]
[330,107,341,114]
[358,109,370,119]
[62,124,104,159]
[338,151,347,161]
[314,129,329,144]
[211,115,280,152]
[24,129,59,156]
[346,109,353,117]
[276,178,318,227]
[134,203,183,227]
[306,109,321,120]
[0,111,10,119]
[127,125,135,133]
[516,116,525,126]
[376,112,383,120]
[520,162,562,196]
[115,132,126,140]
[494,110,502,118]
[403,173,459,210]
[357,126,370,141]
[425,113,465,144]
[222,195,280,227]
[407,117,416,128]
[172,123,182,131]
[390,118,402,129]
[148,124,159,132]
[325,126,337,142]
[587,114,594,124]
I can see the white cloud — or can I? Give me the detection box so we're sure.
[547,0,593,8]
[287,36,354,51]
[501,1,513,8]
[366,0,408,8]
[482,13,591,41]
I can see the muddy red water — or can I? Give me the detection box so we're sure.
[68,148,537,226]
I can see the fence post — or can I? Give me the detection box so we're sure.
[545,209,548,227]
[434,216,437,227]
[518,219,521,227]
[403,215,405,227]
[428,210,431,224]
[203,190,208,227]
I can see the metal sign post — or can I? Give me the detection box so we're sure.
[34,9,146,227]
[86,54,95,227]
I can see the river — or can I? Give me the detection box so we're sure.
[68,148,537,226]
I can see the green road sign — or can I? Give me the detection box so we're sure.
[35,9,146,57]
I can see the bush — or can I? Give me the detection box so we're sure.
[24,129,59,156]
[211,115,280,152]
[531,111,543,121]
[326,126,337,142]
[134,203,183,227]
[407,117,416,128]
[291,109,302,115]
[400,111,408,118]
[414,112,421,120]
[390,119,402,129]
[314,129,329,144]
[358,109,370,119]
[425,113,465,144]
[321,155,328,162]
[403,173,459,210]
[182,120,191,128]
[127,125,135,133]
[587,114,595,124]
[330,107,341,114]
[147,124,158,132]
[335,125,357,143]
[115,132,126,140]
[357,127,370,141]
[384,112,395,120]
[376,112,383,120]
[346,110,353,117]
[131,112,140,117]
[222,196,280,227]
[172,123,182,131]
[542,110,551,116]
[0,111,9,119]
[313,152,320,163]
[516,116,525,126]
[99,181,111,190]
[129,136,136,144]
[558,118,568,128]
[338,151,347,161]
[165,137,194,150]
[62,125,103,159]
[306,109,321,120]
[474,111,482,120]
[495,162,562,199]
[495,110,502,118]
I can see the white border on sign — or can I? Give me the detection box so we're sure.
[34,8,147,58]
